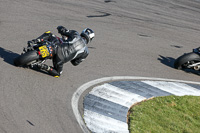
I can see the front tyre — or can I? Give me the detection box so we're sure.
[14,50,39,66]
[174,52,200,70]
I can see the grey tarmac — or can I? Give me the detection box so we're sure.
[1,0,200,133]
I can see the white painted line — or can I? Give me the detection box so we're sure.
[84,109,129,133]
[143,81,200,96]
[170,82,200,94]
[71,76,200,133]
[104,84,147,102]
[90,84,146,107]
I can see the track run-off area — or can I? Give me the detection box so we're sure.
[1,0,200,133]
[72,76,200,133]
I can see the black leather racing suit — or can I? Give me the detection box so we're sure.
[34,30,89,77]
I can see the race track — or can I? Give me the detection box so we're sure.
[1,0,200,133]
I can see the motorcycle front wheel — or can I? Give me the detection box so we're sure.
[14,50,39,66]
[174,52,200,70]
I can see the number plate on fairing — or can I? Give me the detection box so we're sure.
[39,45,50,58]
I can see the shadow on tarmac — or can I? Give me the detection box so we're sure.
[158,55,200,76]
[0,47,19,65]
[158,55,175,68]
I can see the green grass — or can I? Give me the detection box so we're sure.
[128,95,200,133]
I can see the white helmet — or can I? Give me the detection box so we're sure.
[81,28,95,44]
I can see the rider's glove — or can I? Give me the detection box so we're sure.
[57,26,69,36]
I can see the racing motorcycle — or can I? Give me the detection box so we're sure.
[14,41,55,68]
[174,47,200,71]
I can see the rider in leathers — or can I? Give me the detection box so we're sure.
[28,26,95,77]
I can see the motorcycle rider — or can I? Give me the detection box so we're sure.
[27,26,95,77]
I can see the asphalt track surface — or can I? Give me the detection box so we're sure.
[1,0,200,133]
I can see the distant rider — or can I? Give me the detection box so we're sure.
[27,26,95,77]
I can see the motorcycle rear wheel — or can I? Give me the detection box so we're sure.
[14,50,39,66]
[174,52,200,70]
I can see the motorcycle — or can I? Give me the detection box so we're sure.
[14,41,55,68]
[174,47,200,70]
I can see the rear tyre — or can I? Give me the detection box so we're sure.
[14,50,39,66]
[174,52,200,70]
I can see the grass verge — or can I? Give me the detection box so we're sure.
[128,95,200,133]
